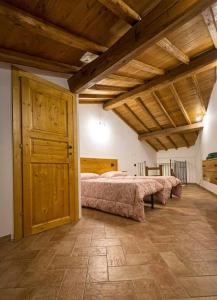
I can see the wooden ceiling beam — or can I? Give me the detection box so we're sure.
[202,7,217,48]
[145,140,159,151]
[180,133,190,147]
[107,74,144,84]
[113,109,139,133]
[170,84,192,124]
[104,48,217,110]
[191,74,206,114]
[90,84,129,92]
[157,139,168,150]
[152,91,186,148]
[114,108,159,151]
[157,38,190,64]
[156,138,167,150]
[136,97,162,129]
[97,0,141,25]
[0,2,107,55]
[167,136,177,149]
[124,104,149,131]
[152,91,177,127]
[139,122,203,140]
[0,48,80,74]
[69,0,216,92]
[130,59,164,75]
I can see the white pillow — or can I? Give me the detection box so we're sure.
[100,171,128,178]
[80,173,99,180]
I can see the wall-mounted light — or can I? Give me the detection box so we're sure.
[88,119,110,144]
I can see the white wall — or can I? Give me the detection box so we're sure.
[79,104,157,175]
[195,83,217,194]
[157,146,198,183]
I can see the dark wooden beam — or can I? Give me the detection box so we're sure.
[139,122,203,140]
[104,48,217,110]
[69,0,216,92]
[0,48,80,74]
[0,2,107,55]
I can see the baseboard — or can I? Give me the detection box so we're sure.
[0,234,11,242]
[195,184,217,197]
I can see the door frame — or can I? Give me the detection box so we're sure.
[12,67,79,240]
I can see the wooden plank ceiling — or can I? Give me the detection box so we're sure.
[0,0,217,151]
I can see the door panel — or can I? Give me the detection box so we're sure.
[21,77,76,236]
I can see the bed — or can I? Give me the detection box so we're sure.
[80,158,164,221]
[112,175,182,204]
[80,158,182,221]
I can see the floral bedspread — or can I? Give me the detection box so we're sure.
[81,177,163,222]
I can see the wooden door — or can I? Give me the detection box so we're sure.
[21,77,77,236]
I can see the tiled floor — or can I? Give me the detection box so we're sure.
[1,185,217,299]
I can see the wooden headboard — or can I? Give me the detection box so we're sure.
[80,157,118,174]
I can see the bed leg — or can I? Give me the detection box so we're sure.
[151,194,154,209]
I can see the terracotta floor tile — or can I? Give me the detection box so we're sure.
[107,246,126,266]
[187,260,217,275]
[0,288,29,300]
[133,279,163,300]
[0,261,30,288]
[49,255,88,269]
[108,265,152,281]
[87,256,108,282]
[148,264,188,298]
[160,251,193,276]
[125,253,162,266]
[72,246,106,256]
[180,276,217,297]
[1,186,217,299]
[62,269,87,285]
[58,284,85,300]
[17,269,65,287]
[55,241,75,256]
[84,281,135,299]
[28,286,60,299]
[91,238,121,247]
[121,238,140,254]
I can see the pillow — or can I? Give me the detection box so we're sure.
[100,171,128,178]
[80,173,99,180]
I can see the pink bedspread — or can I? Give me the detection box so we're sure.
[81,178,163,222]
[111,175,182,204]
